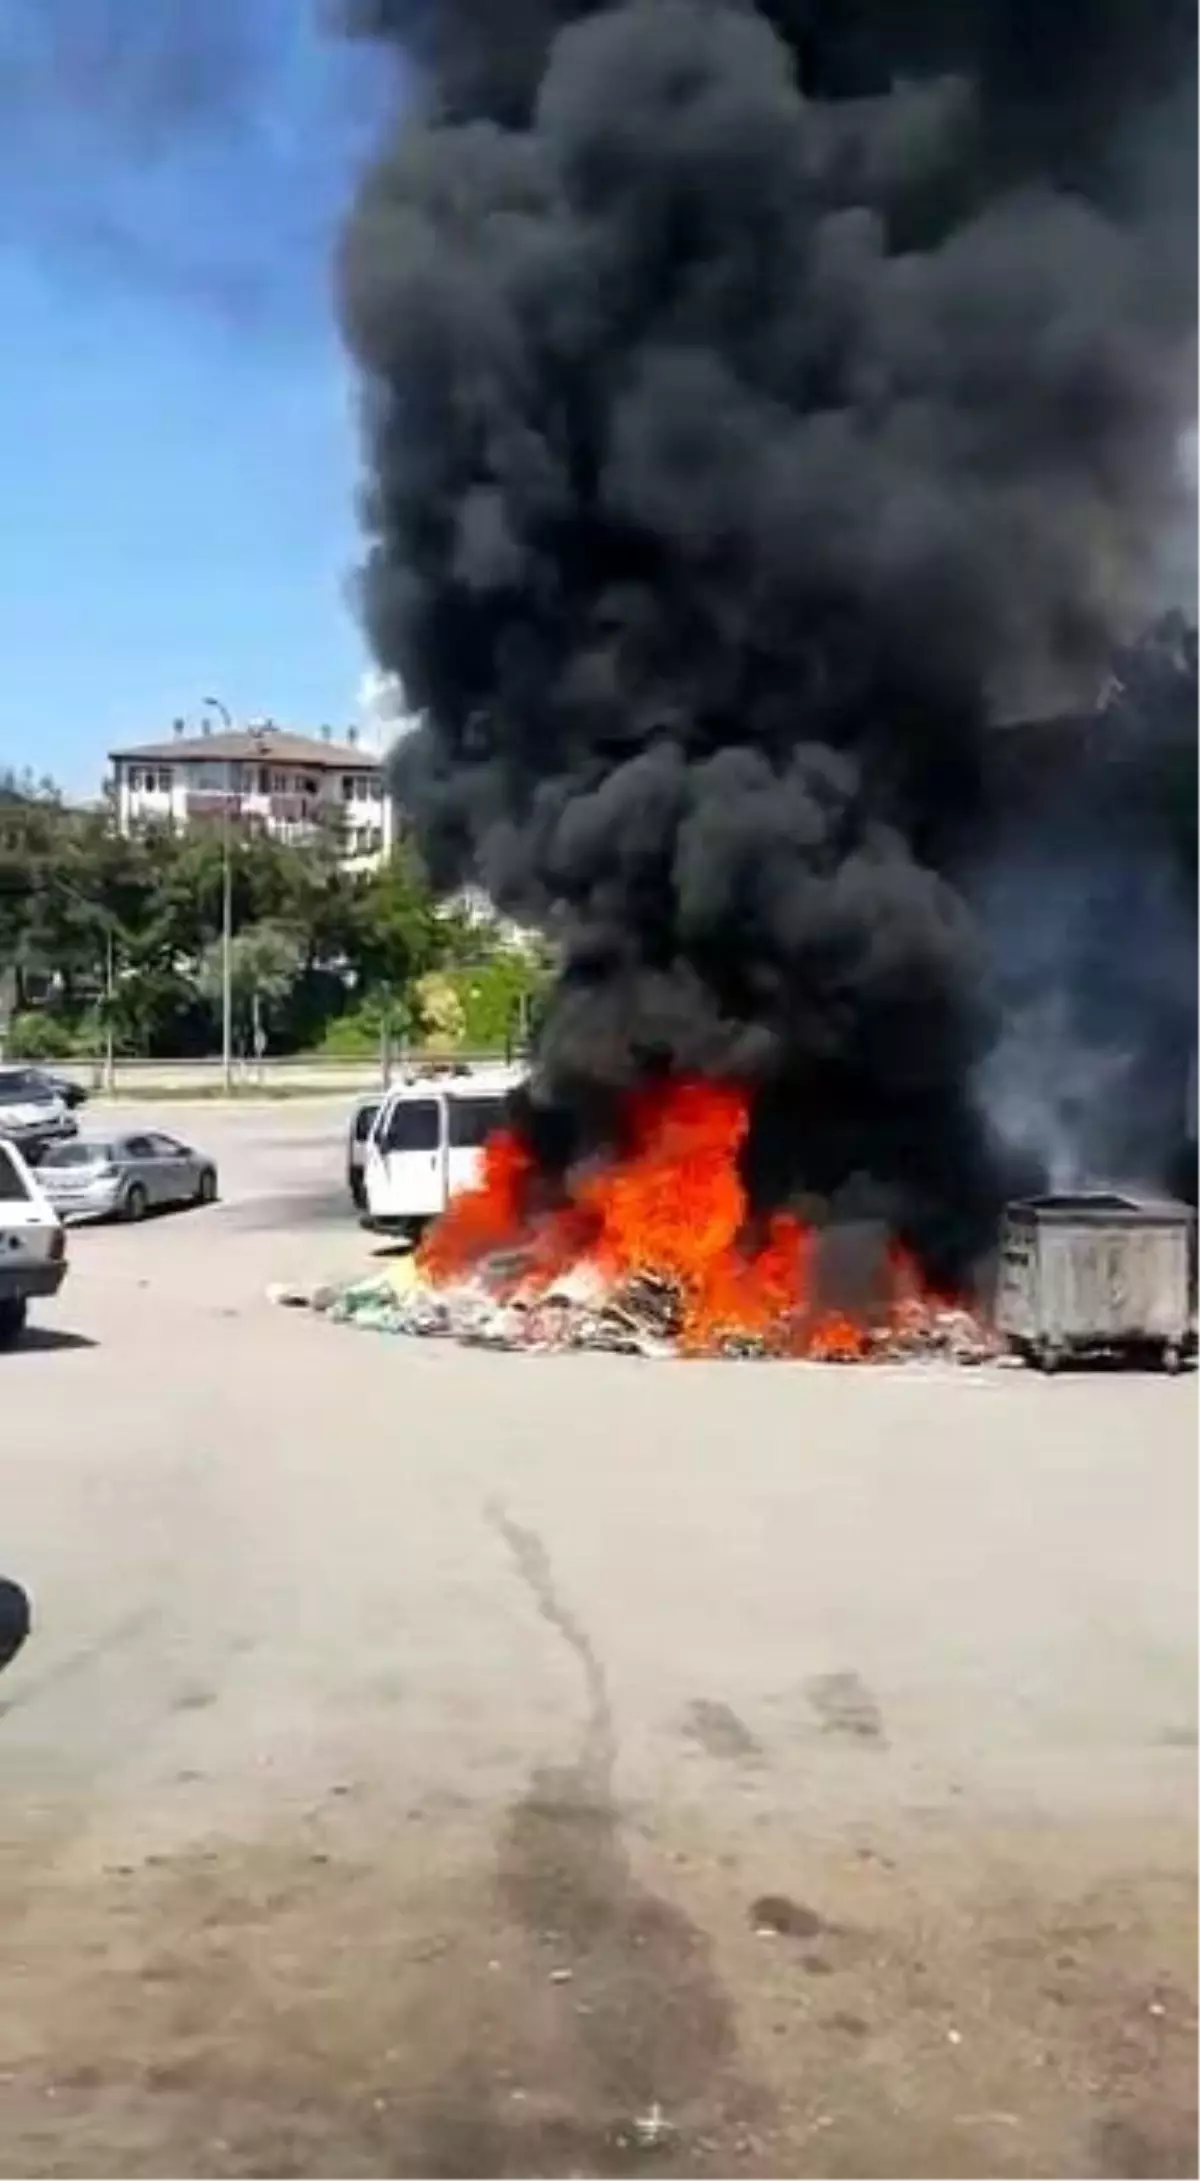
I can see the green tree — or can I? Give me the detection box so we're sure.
[350,843,441,993]
[198,921,305,1053]
[0,780,537,1061]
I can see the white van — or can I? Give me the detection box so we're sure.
[363,1065,525,1242]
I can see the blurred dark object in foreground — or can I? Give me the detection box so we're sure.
[0,1578,31,1673]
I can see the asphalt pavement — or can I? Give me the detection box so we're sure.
[0,1099,1195,2178]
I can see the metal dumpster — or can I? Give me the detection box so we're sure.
[996,1192,1196,1372]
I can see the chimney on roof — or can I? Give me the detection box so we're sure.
[320,724,332,741]
[173,717,185,738]
[347,725,358,748]
[201,720,211,737]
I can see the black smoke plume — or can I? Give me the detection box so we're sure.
[338,0,1196,1281]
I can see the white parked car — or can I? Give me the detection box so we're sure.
[363,1065,523,1243]
[0,1138,67,1346]
[0,1066,76,1164]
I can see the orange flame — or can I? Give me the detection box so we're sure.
[420,1076,952,1356]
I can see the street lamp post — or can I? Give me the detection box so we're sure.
[203,697,235,1093]
[103,922,115,1093]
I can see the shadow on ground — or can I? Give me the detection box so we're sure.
[11,1327,96,1355]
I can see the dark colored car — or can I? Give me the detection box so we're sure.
[0,1578,29,1672]
[347,1095,381,1211]
[43,1071,88,1110]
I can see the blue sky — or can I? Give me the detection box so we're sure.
[0,2,393,792]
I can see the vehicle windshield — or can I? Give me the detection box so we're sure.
[41,1142,113,1168]
[0,1144,32,1200]
[0,1070,54,1105]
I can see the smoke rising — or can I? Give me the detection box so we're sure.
[978,614,1197,1198]
[339,0,1196,1279]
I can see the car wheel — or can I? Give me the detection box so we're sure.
[0,1297,28,1348]
[123,1181,149,1222]
[196,1167,218,1206]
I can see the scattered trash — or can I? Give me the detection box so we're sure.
[267,1281,322,1309]
[548,1966,574,1984]
[633,2103,673,2148]
[271,1258,995,1364]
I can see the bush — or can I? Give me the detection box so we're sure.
[442,954,548,1053]
[312,950,549,1061]
[317,993,416,1058]
[318,1001,385,1057]
[5,1010,78,1062]
[414,972,467,1052]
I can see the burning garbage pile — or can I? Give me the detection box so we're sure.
[278,1078,993,1361]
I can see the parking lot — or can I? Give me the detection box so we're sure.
[1,1100,1196,2177]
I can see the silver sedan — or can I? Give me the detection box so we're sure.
[37,1132,219,1224]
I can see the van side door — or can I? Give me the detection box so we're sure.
[445,1094,503,1204]
[371,1093,447,1217]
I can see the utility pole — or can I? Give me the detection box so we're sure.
[103,924,115,1093]
[221,809,233,1092]
[204,696,235,1093]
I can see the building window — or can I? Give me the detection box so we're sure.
[341,774,354,802]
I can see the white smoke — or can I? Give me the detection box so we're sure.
[356,664,420,754]
[977,837,1194,1193]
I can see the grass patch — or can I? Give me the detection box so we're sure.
[87,1081,377,1104]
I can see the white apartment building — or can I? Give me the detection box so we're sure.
[109,721,395,868]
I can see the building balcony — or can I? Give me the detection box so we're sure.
[185,791,242,819]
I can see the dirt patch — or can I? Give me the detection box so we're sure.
[0,1803,763,2179]
[0,1802,1193,2179]
[1093,2110,1197,2179]
[804,1669,888,1744]
[683,1701,762,1763]
[1,1506,1195,2176]
[748,1894,829,1940]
